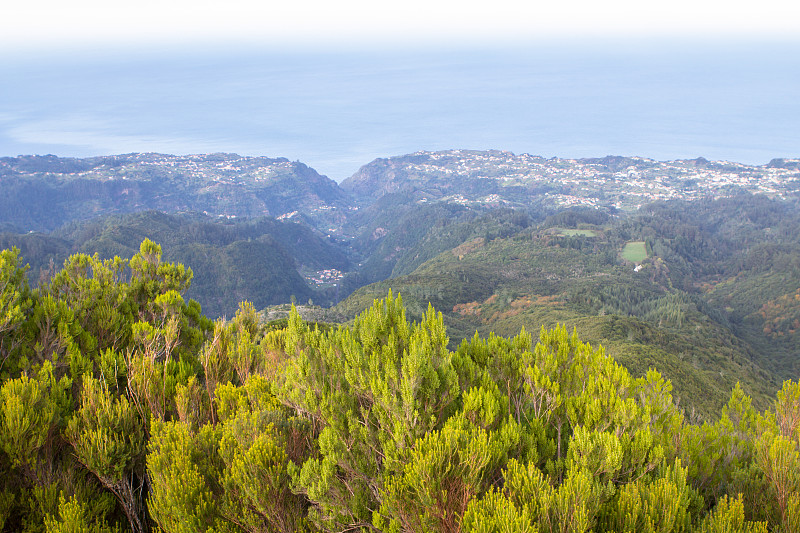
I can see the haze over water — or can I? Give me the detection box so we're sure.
[1,40,798,182]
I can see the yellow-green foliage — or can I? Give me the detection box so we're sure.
[146,420,219,533]
[0,362,71,472]
[0,247,31,379]
[214,374,310,532]
[43,494,121,533]
[376,406,522,532]
[4,239,800,533]
[462,487,539,532]
[698,494,768,533]
[65,378,146,533]
[279,291,460,531]
[600,459,695,533]
[67,378,144,483]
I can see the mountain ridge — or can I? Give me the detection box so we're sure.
[0,152,354,232]
[342,149,800,212]
[2,150,799,396]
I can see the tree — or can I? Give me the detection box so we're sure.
[279,292,459,531]
[66,378,147,533]
[0,248,31,378]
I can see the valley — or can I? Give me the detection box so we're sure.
[3,148,800,531]
[2,149,799,415]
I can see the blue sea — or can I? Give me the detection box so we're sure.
[1,40,798,182]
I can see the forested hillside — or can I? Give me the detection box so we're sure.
[1,247,799,531]
[0,211,350,318]
[334,195,800,416]
[2,150,799,428]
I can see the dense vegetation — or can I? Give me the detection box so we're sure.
[335,195,800,415]
[340,202,536,290]
[3,154,798,404]
[2,152,800,531]
[1,242,799,532]
[3,192,799,415]
[0,211,350,318]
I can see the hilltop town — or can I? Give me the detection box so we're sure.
[342,150,800,212]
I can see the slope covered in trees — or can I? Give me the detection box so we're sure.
[1,244,800,532]
[2,150,800,487]
[334,195,800,416]
[0,211,350,318]
[3,151,800,377]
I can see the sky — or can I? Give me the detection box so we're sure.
[1,0,799,181]
[4,0,799,49]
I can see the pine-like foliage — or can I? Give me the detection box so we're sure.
[278,291,460,530]
[0,248,31,379]
[2,241,800,532]
[65,378,146,533]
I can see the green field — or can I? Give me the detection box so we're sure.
[557,228,599,237]
[622,241,647,262]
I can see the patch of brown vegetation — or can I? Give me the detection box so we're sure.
[453,302,482,316]
[510,296,533,309]
[758,288,800,338]
[532,295,563,306]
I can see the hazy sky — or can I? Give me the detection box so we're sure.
[2,1,799,180]
[4,0,799,50]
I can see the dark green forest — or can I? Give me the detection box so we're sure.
[1,241,799,532]
[0,211,350,318]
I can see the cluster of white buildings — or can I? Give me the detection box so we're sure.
[305,268,344,287]
[66,154,300,186]
[397,150,800,210]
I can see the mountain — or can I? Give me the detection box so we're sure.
[338,150,800,298]
[341,150,800,212]
[0,152,354,232]
[0,211,350,317]
[3,149,800,414]
[5,150,799,237]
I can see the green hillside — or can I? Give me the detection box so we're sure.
[336,236,773,416]
[2,151,800,422]
[0,211,351,317]
[334,196,800,416]
[1,249,798,531]
[340,202,536,290]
